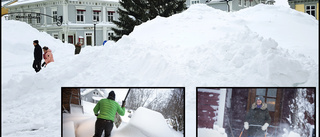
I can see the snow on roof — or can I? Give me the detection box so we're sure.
[81,89,106,97]
[92,96,104,101]
[198,88,221,94]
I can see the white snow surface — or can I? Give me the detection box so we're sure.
[113,107,176,137]
[1,4,319,137]
[198,126,227,137]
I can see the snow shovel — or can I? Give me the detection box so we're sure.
[114,88,131,128]
[239,127,244,137]
[249,124,268,137]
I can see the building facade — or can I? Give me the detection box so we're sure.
[186,0,274,11]
[288,0,319,20]
[7,0,121,46]
[81,89,106,103]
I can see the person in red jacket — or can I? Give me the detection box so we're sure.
[42,46,54,67]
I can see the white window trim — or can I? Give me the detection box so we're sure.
[51,7,58,24]
[52,33,59,39]
[92,7,101,11]
[190,0,200,5]
[107,11,114,22]
[93,10,100,22]
[75,6,86,10]
[85,32,93,46]
[76,10,85,23]
[33,9,41,24]
[305,5,316,17]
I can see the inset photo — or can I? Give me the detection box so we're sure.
[62,87,185,137]
[197,88,315,137]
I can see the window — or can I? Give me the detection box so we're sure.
[93,11,100,22]
[239,0,242,6]
[53,34,59,39]
[77,10,85,22]
[255,88,277,111]
[36,13,41,24]
[244,0,246,7]
[27,13,32,24]
[108,32,114,40]
[108,11,114,22]
[305,5,316,17]
[191,0,200,5]
[52,10,57,23]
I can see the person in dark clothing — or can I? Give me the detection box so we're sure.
[244,96,271,137]
[32,40,42,72]
[93,91,126,137]
[75,42,82,55]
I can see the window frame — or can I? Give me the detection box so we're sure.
[52,9,58,23]
[305,5,316,18]
[76,9,85,23]
[93,10,100,22]
[108,11,114,22]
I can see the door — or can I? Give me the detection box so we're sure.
[68,35,73,44]
[86,33,92,46]
[247,88,282,126]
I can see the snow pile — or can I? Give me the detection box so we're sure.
[1,4,318,137]
[198,125,227,137]
[113,107,174,137]
[282,130,301,137]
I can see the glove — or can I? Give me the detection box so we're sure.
[95,113,99,116]
[42,62,46,67]
[121,101,126,108]
[244,122,249,130]
[261,123,269,131]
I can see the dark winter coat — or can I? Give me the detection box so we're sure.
[34,44,42,61]
[245,102,271,136]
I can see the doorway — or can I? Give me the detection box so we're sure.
[247,88,282,126]
[86,33,92,46]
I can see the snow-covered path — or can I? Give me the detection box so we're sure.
[1,4,318,137]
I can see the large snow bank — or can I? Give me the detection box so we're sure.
[1,3,318,137]
[113,107,174,137]
[198,126,227,137]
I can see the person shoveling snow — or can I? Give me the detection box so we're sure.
[93,91,126,137]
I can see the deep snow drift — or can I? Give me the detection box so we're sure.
[1,4,318,137]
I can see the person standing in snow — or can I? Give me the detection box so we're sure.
[32,40,42,73]
[244,96,271,137]
[93,91,126,137]
[42,46,54,67]
[74,42,82,55]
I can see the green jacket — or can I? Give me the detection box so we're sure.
[93,99,125,121]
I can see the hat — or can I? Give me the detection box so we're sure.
[107,91,115,100]
[256,96,264,103]
[33,40,39,44]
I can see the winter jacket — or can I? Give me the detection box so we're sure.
[43,49,54,64]
[245,102,271,136]
[34,44,42,61]
[93,99,125,122]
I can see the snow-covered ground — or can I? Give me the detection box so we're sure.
[1,4,318,137]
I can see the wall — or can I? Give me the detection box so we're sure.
[197,89,220,129]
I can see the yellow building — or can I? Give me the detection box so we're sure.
[288,0,319,20]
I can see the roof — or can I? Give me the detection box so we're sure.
[81,89,106,98]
